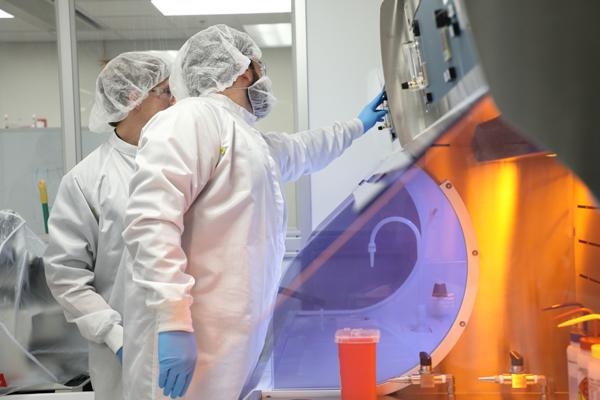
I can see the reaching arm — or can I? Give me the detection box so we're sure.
[262,118,364,183]
[263,89,388,182]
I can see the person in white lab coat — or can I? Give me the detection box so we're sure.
[43,51,174,400]
[121,24,387,400]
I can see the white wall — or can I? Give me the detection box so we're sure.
[0,42,62,128]
[256,48,297,228]
[306,0,395,229]
[0,41,293,130]
[255,48,294,134]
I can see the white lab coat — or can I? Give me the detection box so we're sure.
[44,133,137,400]
[121,93,363,400]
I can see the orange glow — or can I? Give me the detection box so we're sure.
[573,174,600,314]
[488,162,519,247]
[463,161,518,370]
[419,95,580,391]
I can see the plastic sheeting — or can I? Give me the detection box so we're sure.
[0,210,87,395]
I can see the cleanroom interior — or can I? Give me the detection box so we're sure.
[1,0,600,399]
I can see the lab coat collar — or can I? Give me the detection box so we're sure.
[206,93,258,126]
[109,131,137,157]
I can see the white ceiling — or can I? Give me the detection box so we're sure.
[0,0,291,42]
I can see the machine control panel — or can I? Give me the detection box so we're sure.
[400,0,478,106]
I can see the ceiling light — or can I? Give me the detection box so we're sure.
[243,23,292,48]
[0,8,14,19]
[151,0,291,16]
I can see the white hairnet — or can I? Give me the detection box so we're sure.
[170,24,262,100]
[88,51,171,133]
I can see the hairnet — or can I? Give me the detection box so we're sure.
[170,24,262,99]
[88,51,171,133]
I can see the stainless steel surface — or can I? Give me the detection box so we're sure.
[7,393,94,400]
[388,371,455,397]
[462,0,600,202]
[260,391,566,399]
[261,389,340,398]
[377,1,595,397]
[380,0,487,162]
[478,375,547,400]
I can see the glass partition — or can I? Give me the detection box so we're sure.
[0,34,64,237]
[0,129,63,236]
[0,10,88,394]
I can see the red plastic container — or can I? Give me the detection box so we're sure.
[335,328,380,400]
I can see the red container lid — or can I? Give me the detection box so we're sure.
[0,373,7,388]
[335,328,380,344]
[580,337,600,351]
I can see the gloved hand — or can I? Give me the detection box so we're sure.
[158,331,197,399]
[116,347,123,364]
[358,89,388,133]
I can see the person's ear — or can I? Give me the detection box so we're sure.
[128,92,141,110]
[240,68,254,85]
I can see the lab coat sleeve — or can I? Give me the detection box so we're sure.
[261,118,364,182]
[123,104,222,333]
[44,175,124,354]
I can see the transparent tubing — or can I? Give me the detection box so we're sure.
[368,216,421,268]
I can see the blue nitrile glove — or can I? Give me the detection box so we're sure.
[158,331,197,399]
[116,347,123,364]
[358,89,388,133]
